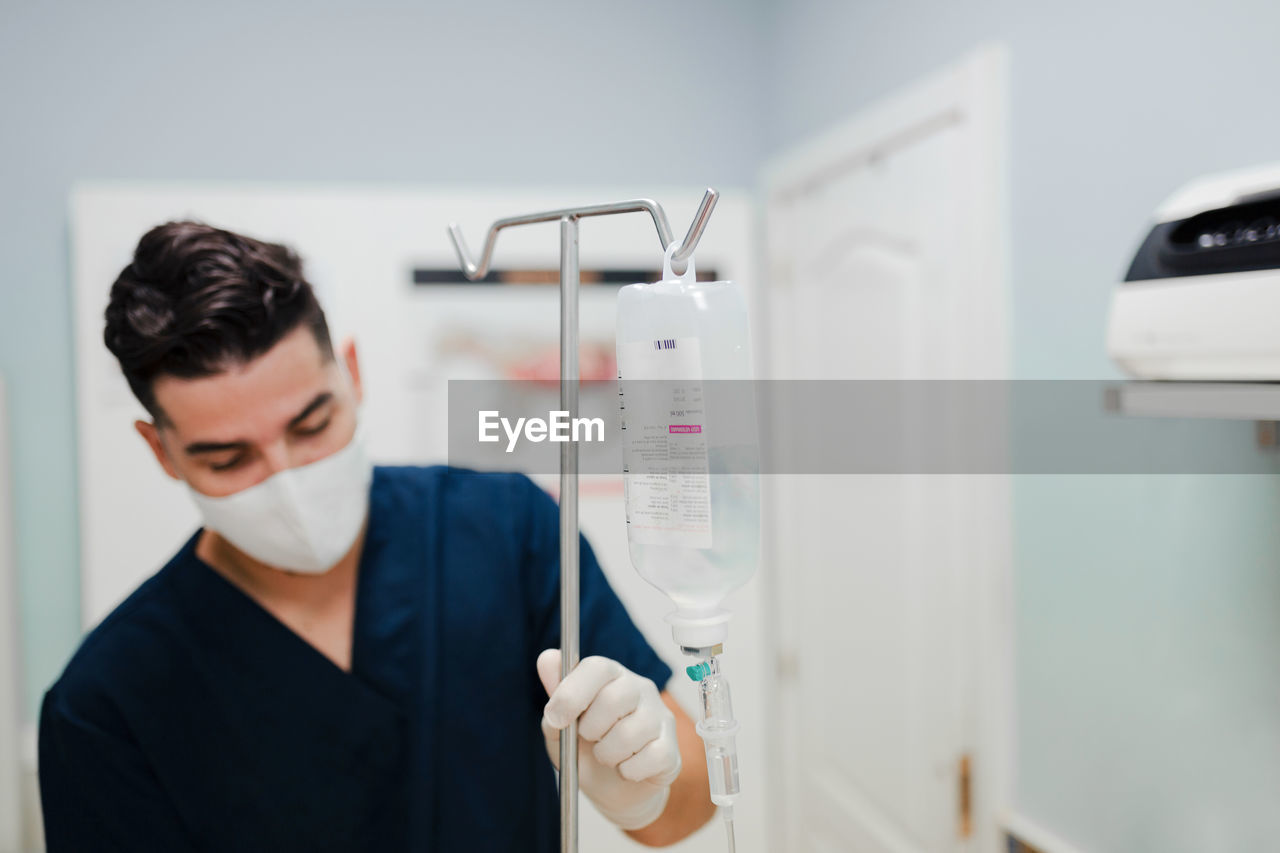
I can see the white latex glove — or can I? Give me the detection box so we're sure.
[537,649,681,831]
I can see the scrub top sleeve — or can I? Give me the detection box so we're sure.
[517,475,673,693]
[39,688,199,853]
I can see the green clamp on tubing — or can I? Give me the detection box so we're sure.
[686,661,712,682]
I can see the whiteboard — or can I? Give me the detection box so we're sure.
[70,183,768,852]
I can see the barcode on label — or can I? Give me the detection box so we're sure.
[653,339,678,351]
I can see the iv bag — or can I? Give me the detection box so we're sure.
[616,244,760,647]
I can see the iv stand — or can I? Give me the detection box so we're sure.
[448,188,719,853]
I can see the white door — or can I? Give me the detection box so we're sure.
[762,46,1012,853]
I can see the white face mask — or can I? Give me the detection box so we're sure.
[187,421,373,575]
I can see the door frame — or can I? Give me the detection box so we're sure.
[760,44,1013,853]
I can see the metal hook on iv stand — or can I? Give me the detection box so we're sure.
[447,188,718,853]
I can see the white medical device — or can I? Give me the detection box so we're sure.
[1107,163,1280,379]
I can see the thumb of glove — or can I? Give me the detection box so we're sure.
[536,648,562,697]
[537,648,566,770]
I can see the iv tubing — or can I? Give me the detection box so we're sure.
[687,652,742,853]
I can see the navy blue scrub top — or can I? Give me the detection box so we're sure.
[39,466,672,852]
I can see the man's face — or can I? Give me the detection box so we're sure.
[137,326,363,498]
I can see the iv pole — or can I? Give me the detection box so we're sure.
[448,189,719,853]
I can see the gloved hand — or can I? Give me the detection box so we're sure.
[536,650,681,831]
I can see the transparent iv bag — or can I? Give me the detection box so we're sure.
[615,244,760,623]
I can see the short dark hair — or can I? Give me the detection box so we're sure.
[104,221,334,421]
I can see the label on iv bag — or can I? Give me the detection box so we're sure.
[617,337,713,549]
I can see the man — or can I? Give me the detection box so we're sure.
[39,222,714,850]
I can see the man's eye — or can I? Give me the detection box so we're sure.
[295,417,332,437]
[210,455,245,472]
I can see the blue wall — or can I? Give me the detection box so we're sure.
[765,0,1280,849]
[0,0,767,720]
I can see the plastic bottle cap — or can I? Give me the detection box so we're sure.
[666,609,731,648]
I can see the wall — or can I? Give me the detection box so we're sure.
[0,0,768,721]
[11,0,1280,849]
[765,0,1280,850]
[0,378,20,851]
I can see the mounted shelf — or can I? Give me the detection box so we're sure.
[1104,382,1280,446]
[1105,382,1280,420]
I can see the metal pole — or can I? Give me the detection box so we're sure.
[445,190,722,853]
[558,215,580,853]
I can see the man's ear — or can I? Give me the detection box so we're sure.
[340,337,363,405]
[135,420,181,481]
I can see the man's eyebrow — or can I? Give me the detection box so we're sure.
[287,392,334,429]
[184,440,248,456]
